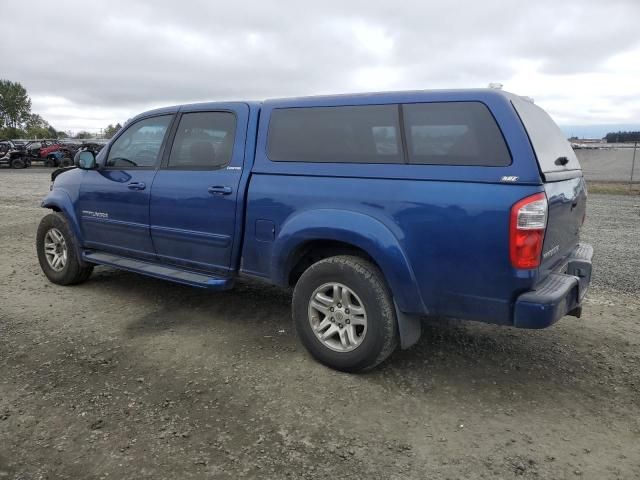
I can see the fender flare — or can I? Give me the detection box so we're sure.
[272,208,426,317]
[41,189,83,250]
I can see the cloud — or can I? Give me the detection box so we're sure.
[1,0,639,131]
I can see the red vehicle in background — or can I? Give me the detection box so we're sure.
[39,142,63,158]
[37,141,81,167]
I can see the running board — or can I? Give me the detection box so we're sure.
[83,252,234,290]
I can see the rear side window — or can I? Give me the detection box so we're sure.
[268,105,403,163]
[511,97,580,173]
[403,102,511,166]
[168,111,236,169]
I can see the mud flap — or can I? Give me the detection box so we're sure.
[394,301,422,349]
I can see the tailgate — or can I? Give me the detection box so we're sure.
[541,176,587,271]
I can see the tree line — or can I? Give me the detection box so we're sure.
[0,79,121,140]
[0,79,61,139]
[605,131,640,143]
[71,123,122,140]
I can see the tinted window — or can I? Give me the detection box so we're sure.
[268,105,403,163]
[511,96,581,173]
[403,102,511,166]
[106,115,172,168]
[168,112,236,169]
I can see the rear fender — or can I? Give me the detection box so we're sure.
[272,209,426,316]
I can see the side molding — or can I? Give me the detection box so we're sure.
[272,209,426,315]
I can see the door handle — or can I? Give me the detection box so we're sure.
[127,182,146,190]
[208,186,233,195]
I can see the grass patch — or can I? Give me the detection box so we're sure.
[586,181,640,196]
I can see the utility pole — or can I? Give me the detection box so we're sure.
[630,141,637,192]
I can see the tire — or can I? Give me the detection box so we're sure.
[292,255,398,372]
[44,158,54,167]
[36,212,93,285]
[61,157,73,167]
[10,157,25,169]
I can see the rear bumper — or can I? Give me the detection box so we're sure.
[514,243,593,329]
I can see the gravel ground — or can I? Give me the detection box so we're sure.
[1,168,639,480]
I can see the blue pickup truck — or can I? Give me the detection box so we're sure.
[37,88,593,371]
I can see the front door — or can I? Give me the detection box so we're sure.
[149,105,248,274]
[78,114,174,259]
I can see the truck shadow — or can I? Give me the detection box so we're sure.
[89,267,616,404]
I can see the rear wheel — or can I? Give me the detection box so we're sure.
[292,255,398,372]
[10,157,25,169]
[61,157,73,167]
[36,212,93,285]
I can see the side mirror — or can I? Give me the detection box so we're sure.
[76,150,97,170]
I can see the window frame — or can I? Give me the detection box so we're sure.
[160,110,238,171]
[265,101,512,168]
[103,114,175,170]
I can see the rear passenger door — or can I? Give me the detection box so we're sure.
[149,105,248,274]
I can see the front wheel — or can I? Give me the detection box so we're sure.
[292,255,398,372]
[36,212,93,285]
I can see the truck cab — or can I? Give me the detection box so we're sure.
[37,89,592,372]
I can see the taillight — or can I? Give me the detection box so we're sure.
[509,192,548,269]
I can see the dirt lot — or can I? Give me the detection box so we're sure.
[1,168,639,480]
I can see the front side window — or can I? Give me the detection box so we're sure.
[403,102,511,166]
[106,115,172,168]
[167,112,236,169]
[268,105,403,163]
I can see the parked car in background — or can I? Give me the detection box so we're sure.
[25,140,57,158]
[42,151,69,168]
[39,142,64,158]
[0,140,31,168]
[0,140,21,151]
[0,139,102,168]
[0,141,11,157]
[36,89,593,371]
[42,142,83,167]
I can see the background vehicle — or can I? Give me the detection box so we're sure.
[36,89,593,371]
[41,141,83,167]
[0,140,31,168]
[0,139,104,168]
[25,139,57,158]
[38,142,63,158]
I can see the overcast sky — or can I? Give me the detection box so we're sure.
[2,0,640,133]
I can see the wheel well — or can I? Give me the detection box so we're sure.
[287,240,376,287]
